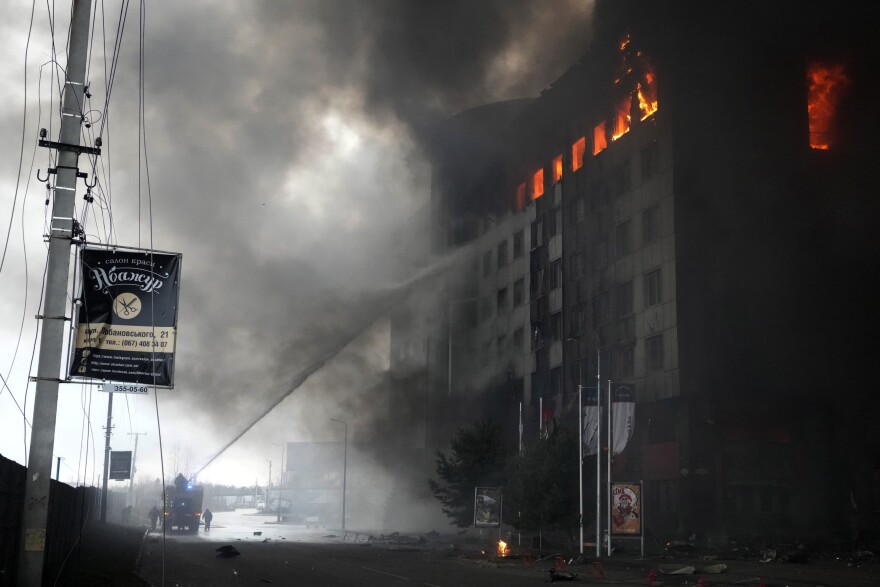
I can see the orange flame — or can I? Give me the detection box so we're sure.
[497,540,510,557]
[638,71,658,120]
[571,137,585,171]
[612,95,632,141]
[532,169,544,200]
[593,121,607,155]
[552,154,563,183]
[516,183,526,210]
[808,62,849,150]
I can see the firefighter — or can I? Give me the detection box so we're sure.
[203,508,213,532]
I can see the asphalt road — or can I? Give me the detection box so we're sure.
[138,509,549,586]
[136,509,880,586]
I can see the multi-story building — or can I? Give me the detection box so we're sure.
[396,0,880,543]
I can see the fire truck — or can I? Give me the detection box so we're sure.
[164,473,203,533]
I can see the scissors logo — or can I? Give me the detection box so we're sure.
[113,293,142,320]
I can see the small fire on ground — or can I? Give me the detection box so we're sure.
[497,540,510,557]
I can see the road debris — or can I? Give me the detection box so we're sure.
[216,545,241,558]
[548,568,578,582]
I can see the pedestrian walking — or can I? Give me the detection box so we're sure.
[203,508,213,532]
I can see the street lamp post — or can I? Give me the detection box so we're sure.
[330,419,348,533]
[272,442,285,522]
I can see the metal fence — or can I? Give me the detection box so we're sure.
[0,453,105,585]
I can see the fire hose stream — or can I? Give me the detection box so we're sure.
[188,247,469,482]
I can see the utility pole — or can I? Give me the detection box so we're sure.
[101,393,114,522]
[128,432,148,507]
[18,1,95,584]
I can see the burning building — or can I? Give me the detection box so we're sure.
[393,0,880,545]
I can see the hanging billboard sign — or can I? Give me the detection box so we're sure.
[70,247,182,387]
[109,450,132,480]
[474,487,503,528]
[610,482,642,536]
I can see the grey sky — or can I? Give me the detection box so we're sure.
[0,0,594,486]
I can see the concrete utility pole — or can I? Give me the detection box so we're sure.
[18,0,95,583]
[101,393,114,522]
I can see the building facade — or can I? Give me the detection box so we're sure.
[398,0,880,544]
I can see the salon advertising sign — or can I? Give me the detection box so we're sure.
[70,247,181,387]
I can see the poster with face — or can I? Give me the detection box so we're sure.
[610,482,642,535]
[474,487,503,527]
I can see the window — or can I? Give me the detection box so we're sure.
[548,209,559,237]
[497,240,508,267]
[513,327,524,351]
[593,292,610,325]
[497,287,508,312]
[611,159,631,197]
[617,316,635,342]
[532,168,545,200]
[642,205,659,245]
[616,220,633,257]
[513,278,524,306]
[616,281,634,317]
[592,237,609,270]
[552,154,563,183]
[807,62,850,150]
[612,95,632,141]
[646,334,664,371]
[481,297,493,321]
[482,251,492,277]
[497,336,506,358]
[516,183,526,210]
[641,141,660,181]
[531,220,543,248]
[590,178,608,210]
[550,312,562,341]
[550,259,562,289]
[532,322,544,350]
[513,230,524,258]
[618,346,635,378]
[593,121,607,155]
[645,268,662,306]
[572,137,586,171]
[571,304,586,336]
[575,198,585,223]
[570,250,584,279]
[550,367,563,397]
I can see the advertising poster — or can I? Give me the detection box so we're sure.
[474,487,503,528]
[70,248,181,387]
[610,482,642,535]
[109,451,132,480]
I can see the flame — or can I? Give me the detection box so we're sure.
[593,121,607,155]
[612,95,632,141]
[552,154,563,183]
[497,540,510,557]
[571,137,585,171]
[532,169,544,200]
[638,68,658,120]
[808,62,849,150]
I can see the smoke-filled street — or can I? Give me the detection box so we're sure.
[134,508,880,586]
[138,509,551,586]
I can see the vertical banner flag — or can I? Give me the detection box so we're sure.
[473,487,503,527]
[70,248,182,386]
[610,482,642,535]
[583,386,601,456]
[611,383,636,455]
[109,450,133,480]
